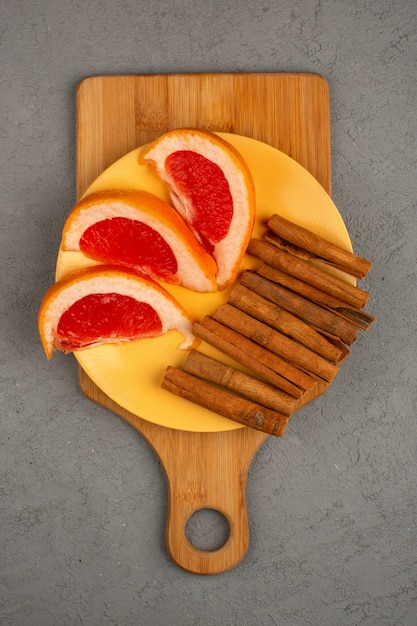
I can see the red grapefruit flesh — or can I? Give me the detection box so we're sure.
[165,150,233,253]
[79,217,178,278]
[38,265,195,359]
[61,190,217,292]
[56,293,163,352]
[140,129,256,290]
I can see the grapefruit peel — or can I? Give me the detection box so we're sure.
[40,129,257,361]
[140,128,256,290]
[61,189,217,293]
[38,265,196,359]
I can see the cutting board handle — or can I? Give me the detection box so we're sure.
[78,372,268,575]
[153,427,268,575]
[165,476,248,575]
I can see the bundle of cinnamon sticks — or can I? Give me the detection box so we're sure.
[162,214,375,437]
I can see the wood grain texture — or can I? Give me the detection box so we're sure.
[76,72,331,574]
[76,73,330,197]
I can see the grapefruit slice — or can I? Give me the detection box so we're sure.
[61,189,217,292]
[140,129,256,290]
[38,265,195,359]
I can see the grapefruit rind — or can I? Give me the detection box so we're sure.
[140,129,256,290]
[61,189,217,293]
[38,266,195,359]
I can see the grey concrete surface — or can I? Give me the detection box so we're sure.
[1,0,416,624]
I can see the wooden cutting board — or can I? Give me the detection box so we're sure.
[76,73,331,575]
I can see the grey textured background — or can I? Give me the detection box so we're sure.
[1,0,416,625]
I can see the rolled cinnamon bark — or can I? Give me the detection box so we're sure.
[192,317,317,397]
[162,366,290,437]
[257,263,353,309]
[213,304,339,382]
[266,213,372,279]
[248,238,369,309]
[240,271,359,345]
[228,283,347,363]
[257,263,375,331]
[182,349,299,416]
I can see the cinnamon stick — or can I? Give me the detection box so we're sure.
[265,231,315,262]
[192,317,317,397]
[247,238,369,309]
[318,334,350,363]
[332,307,376,330]
[266,213,372,279]
[213,304,339,382]
[257,263,375,331]
[240,271,359,345]
[228,283,347,363]
[162,366,290,436]
[183,350,298,416]
[257,262,354,309]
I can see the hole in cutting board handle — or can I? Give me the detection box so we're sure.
[185,508,230,552]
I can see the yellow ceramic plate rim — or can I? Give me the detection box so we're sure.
[56,133,352,433]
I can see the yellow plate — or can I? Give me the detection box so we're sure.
[56,133,352,433]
